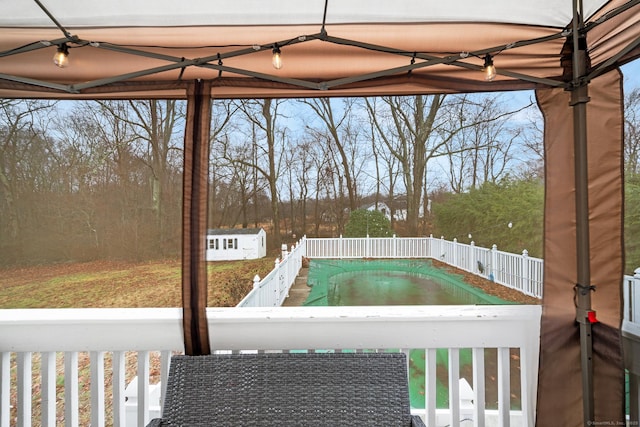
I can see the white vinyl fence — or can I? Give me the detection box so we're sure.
[306,236,543,299]
[236,236,306,307]
[238,235,543,309]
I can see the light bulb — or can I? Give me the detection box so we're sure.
[53,44,69,68]
[272,46,282,70]
[483,53,496,81]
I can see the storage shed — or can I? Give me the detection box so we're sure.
[206,228,267,261]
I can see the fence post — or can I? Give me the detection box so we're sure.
[339,235,343,259]
[393,234,397,258]
[470,241,475,273]
[301,235,307,258]
[522,249,530,296]
[440,236,445,260]
[253,275,260,289]
[366,234,370,258]
[490,244,498,282]
[453,238,458,267]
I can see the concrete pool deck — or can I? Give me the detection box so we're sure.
[281,266,310,306]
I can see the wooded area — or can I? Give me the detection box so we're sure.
[1,89,639,271]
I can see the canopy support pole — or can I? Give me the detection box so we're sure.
[570,3,594,423]
[182,80,212,355]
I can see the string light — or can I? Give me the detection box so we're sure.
[272,45,282,70]
[53,43,69,68]
[483,53,496,81]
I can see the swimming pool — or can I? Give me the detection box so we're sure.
[304,259,505,307]
[302,259,517,410]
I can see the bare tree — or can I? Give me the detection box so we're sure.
[293,139,314,237]
[235,99,285,248]
[208,101,240,227]
[442,94,532,192]
[366,95,446,235]
[302,98,361,211]
[625,87,640,176]
[91,100,184,255]
[363,99,402,227]
[0,99,56,261]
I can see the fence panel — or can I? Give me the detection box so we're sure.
[305,236,543,299]
[237,238,306,307]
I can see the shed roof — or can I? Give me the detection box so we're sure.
[207,228,264,236]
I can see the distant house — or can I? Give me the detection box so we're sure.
[362,199,427,222]
[362,202,407,221]
[206,228,267,261]
[362,202,392,220]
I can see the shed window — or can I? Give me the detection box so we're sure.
[208,238,219,250]
[226,238,236,249]
[224,238,237,250]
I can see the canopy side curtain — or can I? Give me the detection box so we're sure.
[182,80,212,356]
[535,70,625,426]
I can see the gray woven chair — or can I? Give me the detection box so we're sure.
[147,352,426,426]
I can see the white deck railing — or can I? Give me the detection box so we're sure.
[306,236,543,299]
[3,238,639,426]
[0,305,542,427]
[623,270,640,421]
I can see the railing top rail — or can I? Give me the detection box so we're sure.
[0,305,541,353]
[0,307,185,352]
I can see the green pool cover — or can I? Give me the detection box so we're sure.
[302,259,512,409]
[304,259,506,307]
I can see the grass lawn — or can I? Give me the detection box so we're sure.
[0,257,276,308]
[0,256,278,425]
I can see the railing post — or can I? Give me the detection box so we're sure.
[65,351,79,427]
[41,352,56,427]
[17,352,32,427]
[137,351,150,427]
[90,351,106,427]
[339,235,343,259]
[113,351,126,427]
[253,275,261,289]
[0,352,8,427]
[522,250,530,296]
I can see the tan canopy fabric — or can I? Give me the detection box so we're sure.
[2,0,640,424]
[536,70,625,426]
[0,0,639,99]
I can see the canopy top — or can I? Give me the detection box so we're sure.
[1,0,639,98]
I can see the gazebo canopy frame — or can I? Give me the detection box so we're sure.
[2,1,639,426]
[1,0,639,99]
